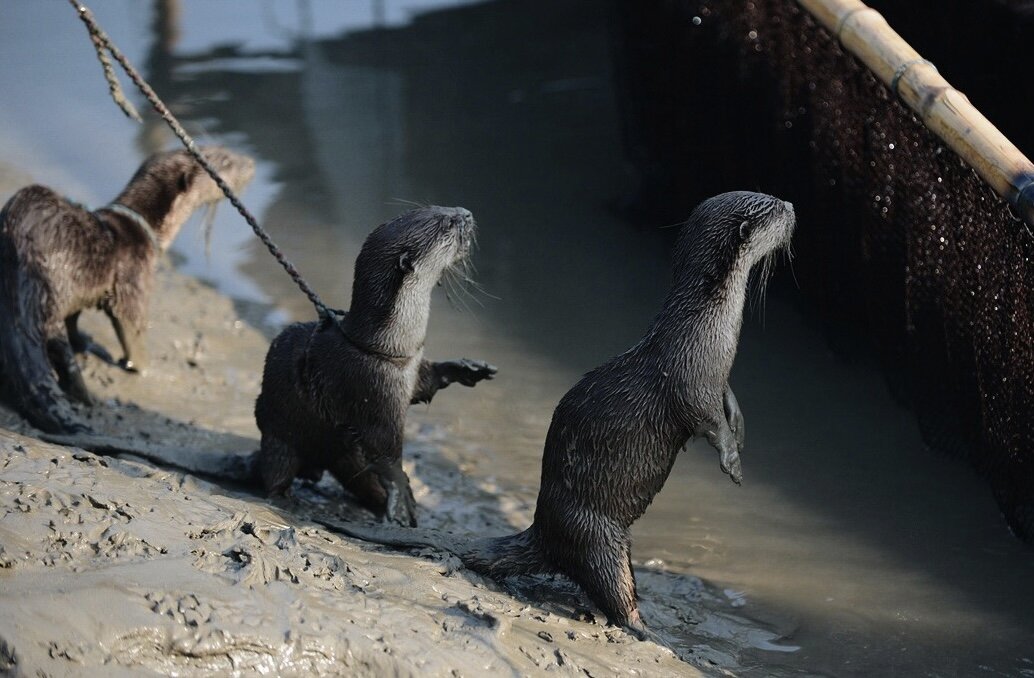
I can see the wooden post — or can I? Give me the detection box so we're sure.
[797,0,1034,227]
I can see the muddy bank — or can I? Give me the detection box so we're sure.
[0,265,790,677]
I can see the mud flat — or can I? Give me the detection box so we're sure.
[0,264,787,677]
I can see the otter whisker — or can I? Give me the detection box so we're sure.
[440,272,459,310]
[452,269,482,311]
[452,259,492,307]
[442,270,471,313]
[657,218,689,230]
[387,197,429,210]
[444,254,497,305]
[456,276,485,309]
[463,277,501,301]
[458,270,500,301]
[782,242,801,290]
[453,263,486,310]
[748,250,776,325]
[452,284,475,313]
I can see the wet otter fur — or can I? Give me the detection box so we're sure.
[254,206,496,527]
[0,147,254,433]
[321,191,796,638]
[43,206,497,527]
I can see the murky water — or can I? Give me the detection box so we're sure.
[2,2,1033,676]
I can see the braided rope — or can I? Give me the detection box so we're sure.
[69,0,334,320]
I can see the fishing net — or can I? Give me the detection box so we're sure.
[614,0,1034,539]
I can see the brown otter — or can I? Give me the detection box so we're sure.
[318,191,795,638]
[42,206,497,527]
[0,147,254,432]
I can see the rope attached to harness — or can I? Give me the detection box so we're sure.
[68,0,338,322]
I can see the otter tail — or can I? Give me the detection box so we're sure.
[317,518,461,552]
[40,432,259,484]
[0,217,83,433]
[317,519,552,578]
[462,528,551,578]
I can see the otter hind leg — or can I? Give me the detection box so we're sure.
[559,517,647,639]
[329,456,417,528]
[47,337,93,405]
[257,434,300,495]
[66,312,114,364]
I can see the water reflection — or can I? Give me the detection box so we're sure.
[1,1,1033,675]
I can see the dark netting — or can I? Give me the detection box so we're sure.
[613,1,1034,539]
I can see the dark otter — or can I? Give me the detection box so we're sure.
[253,206,496,527]
[45,207,497,525]
[320,191,795,638]
[0,147,254,433]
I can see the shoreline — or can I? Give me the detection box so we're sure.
[0,265,787,676]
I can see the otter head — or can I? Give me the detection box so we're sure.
[116,146,255,248]
[672,191,795,298]
[348,206,476,355]
[184,146,256,206]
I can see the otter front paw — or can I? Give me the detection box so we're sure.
[720,446,743,486]
[700,419,743,486]
[723,388,745,453]
[440,359,497,387]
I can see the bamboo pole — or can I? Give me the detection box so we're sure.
[797,0,1034,228]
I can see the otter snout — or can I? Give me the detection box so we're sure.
[779,200,796,243]
[434,206,475,235]
[199,147,256,195]
[434,206,476,261]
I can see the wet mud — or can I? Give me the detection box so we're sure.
[0,265,790,677]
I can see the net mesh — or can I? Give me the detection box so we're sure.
[615,1,1034,539]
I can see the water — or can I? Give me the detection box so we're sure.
[2,2,1032,675]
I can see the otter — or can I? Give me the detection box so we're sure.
[253,206,497,526]
[42,206,496,528]
[0,147,254,433]
[318,191,795,638]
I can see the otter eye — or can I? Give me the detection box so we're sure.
[398,252,415,274]
[739,220,750,240]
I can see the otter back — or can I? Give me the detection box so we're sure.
[0,147,254,433]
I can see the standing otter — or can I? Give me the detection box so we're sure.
[0,147,254,432]
[322,191,795,638]
[253,206,497,527]
[39,206,495,526]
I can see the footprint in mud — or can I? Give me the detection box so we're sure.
[187,510,369,594]
[146,592,214,628]
[2,476,164,569]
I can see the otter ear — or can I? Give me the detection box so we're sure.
[178,172,190,193]
[739,220,750,240]
[398,252,415,274]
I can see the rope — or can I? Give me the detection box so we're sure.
[69,0,336,320]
